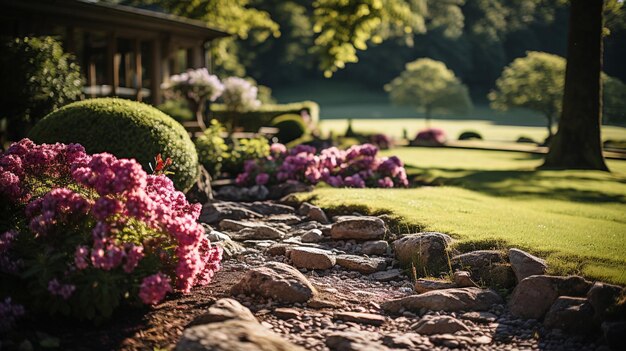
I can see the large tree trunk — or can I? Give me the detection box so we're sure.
[542,0,609,171]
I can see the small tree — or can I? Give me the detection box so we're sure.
[0,37,83,139]
[489,51,565,142]
[385,58,472,125]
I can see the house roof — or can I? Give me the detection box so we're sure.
[0,0,230,40]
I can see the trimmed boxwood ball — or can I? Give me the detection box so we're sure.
[271,114,307,144]
[29,98,198,191]
[458,130,483,140]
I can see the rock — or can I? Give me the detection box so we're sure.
[190,298,257,326]
[382,333,431,349]
[231,226,285,241]
[452,251,515,288]
[429,334,475,349]
[330,216,387,240]
[392,232,452,273]
[335,255,387,274]
[361,240,389,256]
[369,269,403,282]
[459,311,498,323]
[544,296,597,335]
[453,271,478,288]
[587,282,623,323]
[301,229,324,243]
[288,247,336,270]
[273,307,301,320]
[602,321,626,351]
[265,243,292,256]
[176,319,305,351]
[205,228,231,242]
[411,315,471,335]
[299,203,330,224]
[263,214,301,225]
[508,248,547,282]
[268,181,314,199]
[243,240,276,250]
[200,201,262,224]
[325,331,388,351]
[243,202,295,216]
[382,287,503,314]
[334,311,386,326]
[219,219,262,232]
[414,279,456,293]
[231,262,318,303]
[308,298,344,309]
[508,275,593,319]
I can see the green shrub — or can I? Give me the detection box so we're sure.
[157,99,194,122]
[516,136,537,144]
[222,137,270,176]
[195,119,229,176]
[271,114,307,144]
[211,101,319,131]
[0,36,83,135]
[458,130,483,140]
[28,98,198,191]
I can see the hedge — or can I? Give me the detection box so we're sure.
[210,101,319,131]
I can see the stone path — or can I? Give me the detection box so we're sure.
[175,199,624,351]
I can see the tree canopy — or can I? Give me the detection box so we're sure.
[384,58,472,122]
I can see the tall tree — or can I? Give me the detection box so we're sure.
[543,0,608,170]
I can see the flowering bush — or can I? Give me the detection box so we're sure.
[368,133,394,150]
[414,128,447,146]
[235,143,409,189]
[0,139,222,321]
[222,77,262,113]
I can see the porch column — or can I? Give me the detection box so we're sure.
[134,39,143,101]
[106,32,119,96]
[189,45,203,68]
[150,38,162,105]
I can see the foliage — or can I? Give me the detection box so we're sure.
[458,130,483,140]
[413,128,447,146]
[157,99,194,122]
[28,98,198,191]
[367,133,393,150]
[211,101,319,132]
[0,37,83,126]
[603,75,626,124]
[236,143,409,188]
[385,58,472,120]
[222,137,271,175]
[195,120,229,176]
[0,139,222,320]
[271,114,307,144]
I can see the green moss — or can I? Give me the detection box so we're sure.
[29,98,198,191]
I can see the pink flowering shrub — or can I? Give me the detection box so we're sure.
[368,134,394,150]
[0,139,222,321]
[235,143,409,189]
[414,128,447,146]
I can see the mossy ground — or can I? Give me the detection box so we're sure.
[297,147,626,285]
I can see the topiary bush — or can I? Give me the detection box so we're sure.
[0,37,84,138]
[28,98,198,191]
[458,130,483,141]
[211,101,319,131]
[0,139,222,321]
[271,114,307,144]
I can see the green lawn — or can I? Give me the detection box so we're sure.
[297,147,626,285]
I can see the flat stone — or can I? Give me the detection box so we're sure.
[382,287,503,313]
[411,315,470,335]
[231,262,318,303]
[335,254,387,274]
[265,243,292,256]
[307,205,330,224]
[382,333,431,349]
[200,201,262,224]
[189,298,257,326]
[453,271,478,288]
[508,275,592,319]
[308,298,344,309]
[544,296,596,335]
[175,319,305,351]
[301,229,324,243]
[429,334,475,348]
[334,311,386,326]
[369,269,403,282]
[243,201,295,216]
[325,331,388,351]
[460,311,498,323]
[263,214,301,225]
[231,226,285,240]
[288,247,336,270]
[273,307,301,320]
[361,240,389,256]
[392,232,452,274]
[219,219,262,232]
[330,216,387,240]
[508,248,547,282]
[414,279,456,293]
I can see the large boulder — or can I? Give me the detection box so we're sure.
[544,296,597,335]
[176,319,306,351]
[508,248,547,282]
[330,216,387,240]
[382,287,503,314]
[231,262,318,303]
[392,232,452,273]
[587,282,624,323]
[508,275,593,319]
[287,247,336,270]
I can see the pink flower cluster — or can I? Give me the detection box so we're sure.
[414,128,447,146]
[0,139,222,315]
[236,143,409,189]
[0,297,25,332]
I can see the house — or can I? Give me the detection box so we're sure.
[0,0,229,105]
